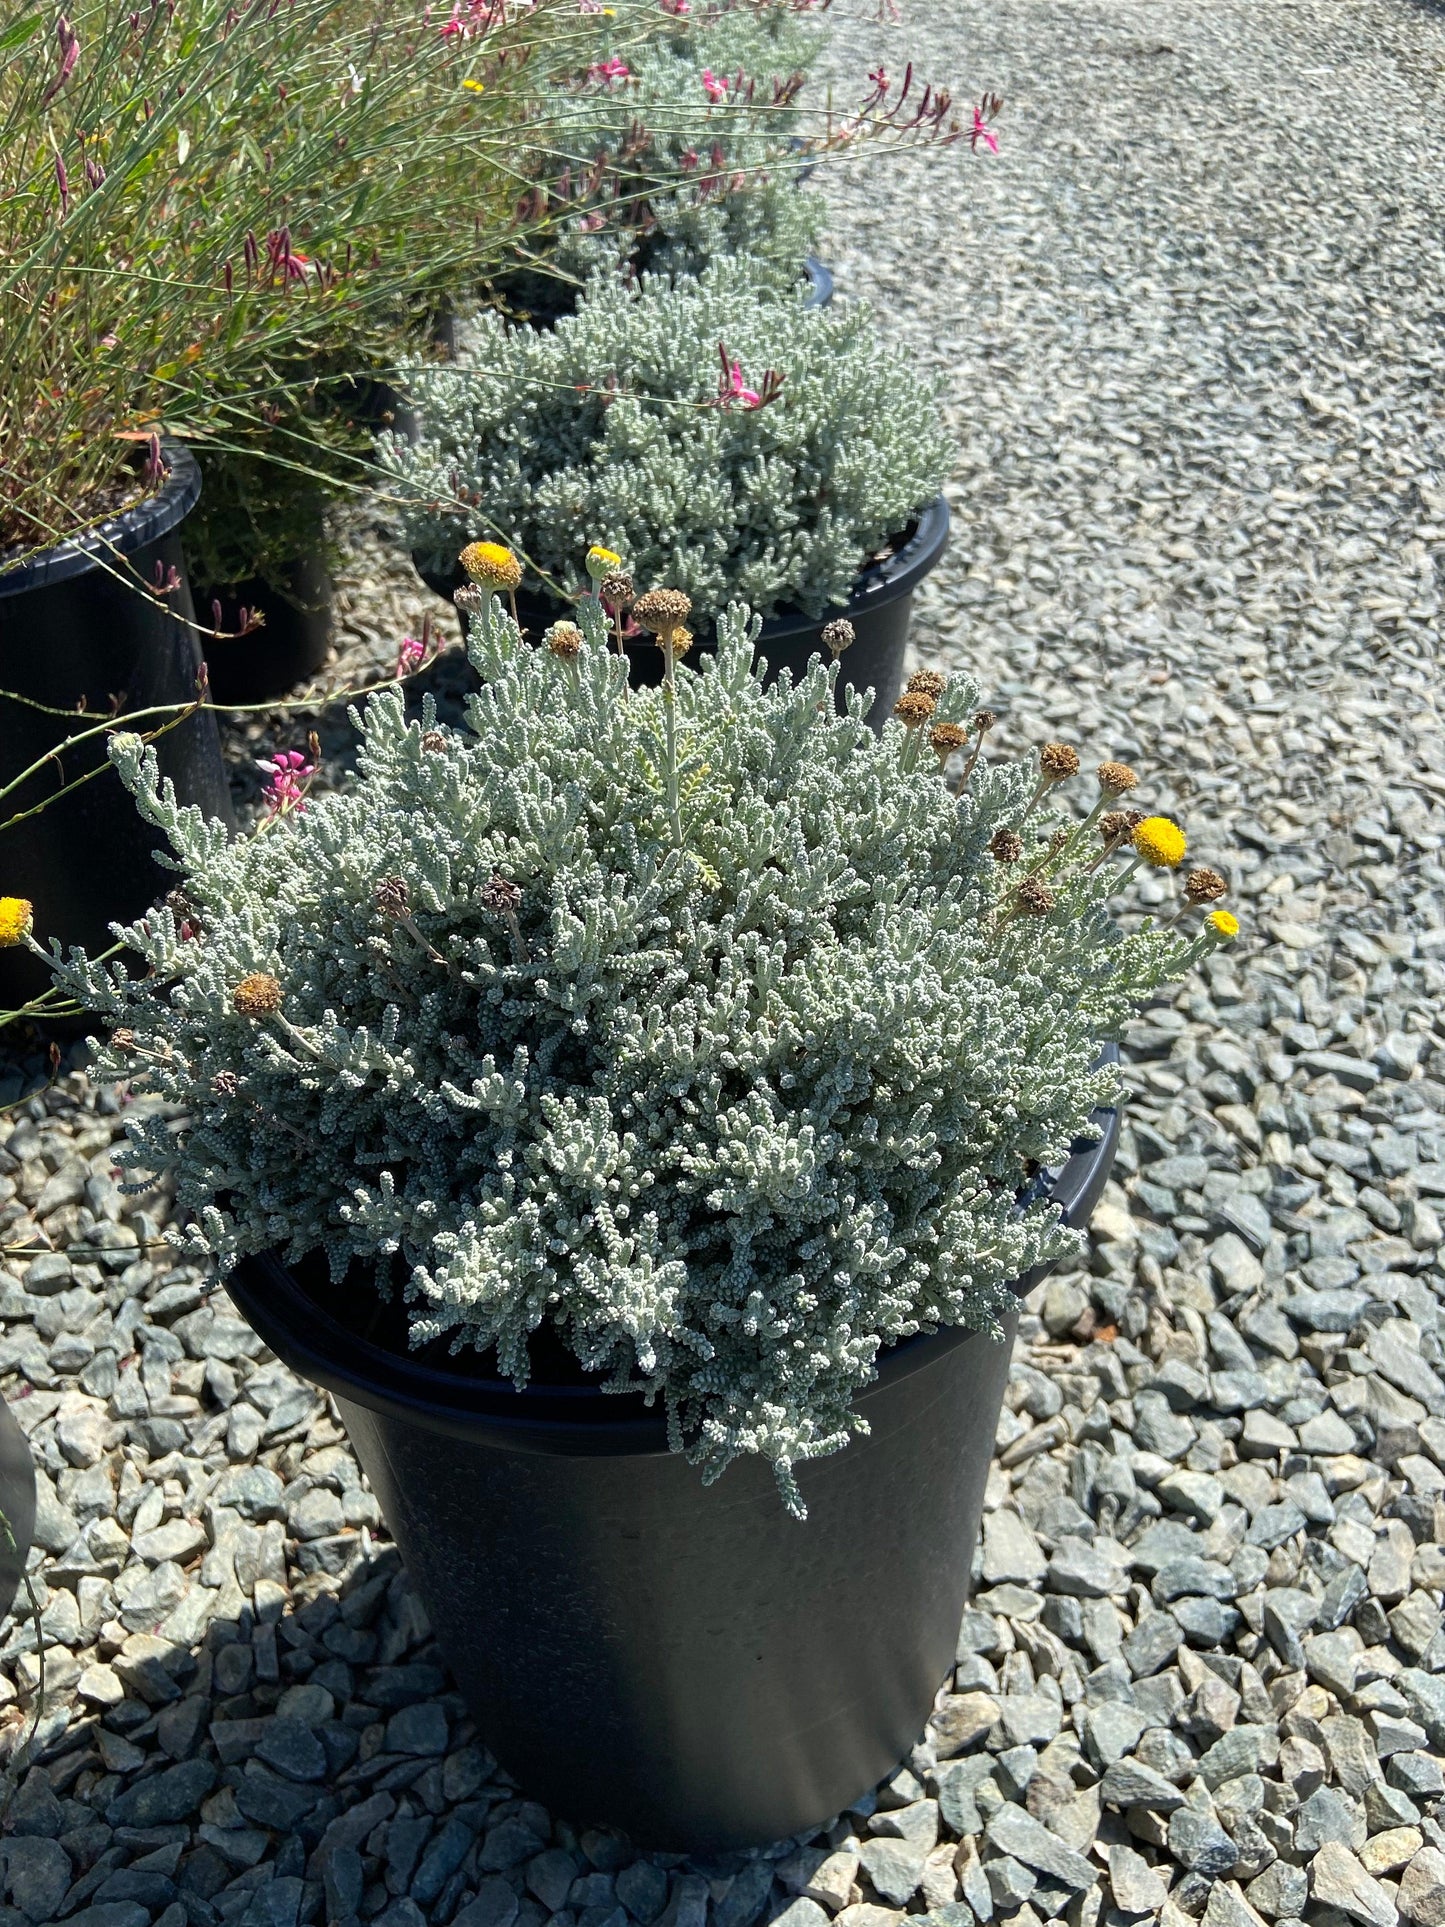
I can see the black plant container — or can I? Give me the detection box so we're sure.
[750,492,950,724]
[197,551,333,707]
[0,446,234,1009]
[226,1076,1118,1853]
[419,493,950,731]
[0,1397,35,1627]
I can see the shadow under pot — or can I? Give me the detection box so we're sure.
[0,444,234,1009]
[417,493,951,730]
[224,1053,1118,1855]
[0,1398,35,1628]
[195,551,333,708]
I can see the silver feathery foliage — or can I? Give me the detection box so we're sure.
[382,259,951,621]
[49,598,1218,1511]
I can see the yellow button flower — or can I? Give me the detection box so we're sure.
[585,544,623,583]
[0,897,32,947]
[1207,909,1240,940]
[459,541,522,592]
[1131,816,1187,869]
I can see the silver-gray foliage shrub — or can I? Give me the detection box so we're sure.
[50,596,1215,1510]
[534,0,826,291]
[383,260,951,621]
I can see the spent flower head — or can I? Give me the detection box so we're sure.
[232,972,283,1017]
[907,669,946,700]
[893,691,935,728]
[1185,866,1228,904]
[545,621,584,660]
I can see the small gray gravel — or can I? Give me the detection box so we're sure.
[2,3,1445,1926]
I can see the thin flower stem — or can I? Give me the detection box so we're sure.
[661,638,684,849]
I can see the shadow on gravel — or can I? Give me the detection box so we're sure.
[2,1541,791,1927]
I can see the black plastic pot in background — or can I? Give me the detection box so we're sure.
[196,551,333,708]
[418,493,950,730]
[226,1073,1119,1853]
[0,446,235,1010]
[0,1398,35,1627]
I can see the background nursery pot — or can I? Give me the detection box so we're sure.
[226,1063,1117,1854]
[197,552,333,708]
[0,1396,35,1626]
[754,491,949,721]
[0,446,234,1008]
[421,494,950,727]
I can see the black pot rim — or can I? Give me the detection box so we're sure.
[0,441,201,599]
[754,491,951,642]
[226,1046,1119,1460]
[419,490,949,642]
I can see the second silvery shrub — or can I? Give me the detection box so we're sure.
[41,585,1231,1512]
[383,260,951,620]
[533,0,827,295]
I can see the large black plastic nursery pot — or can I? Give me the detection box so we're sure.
[0,446,234,1009]
[226,1075,1118,1854]
[0,1396,35,1626]
[419,493,951,731]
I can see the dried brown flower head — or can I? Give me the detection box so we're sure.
[1098,809,1144,843]
[989,828,1023,864]
[420,730,447,754]
[907,669,946,699]
[599,570,634,608]
[110,1027,136,1053]
[893,691,936,728]
[929,722,969,758]
[671,627,695,659]
[1040,742,1080,781]
[632,588,693,639]
[211,1070,238,1097]
[974,709,997,734]
[1097,761,1138,796]
[454,584,485,617]
[1049,828,1069,855]
[375,875,411,920]
[545,622,584,660]
[1016,876,1056,916]
[480,873,523,916]
[820,619,855,659]
[233,972,283,1017]
[1185,865,1228,904]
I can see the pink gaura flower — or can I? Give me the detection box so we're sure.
[266,228,311,282]
[970,104,1000,154]
[701,68,727,102]
[256,748,318,821]
[587,55,631,84]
